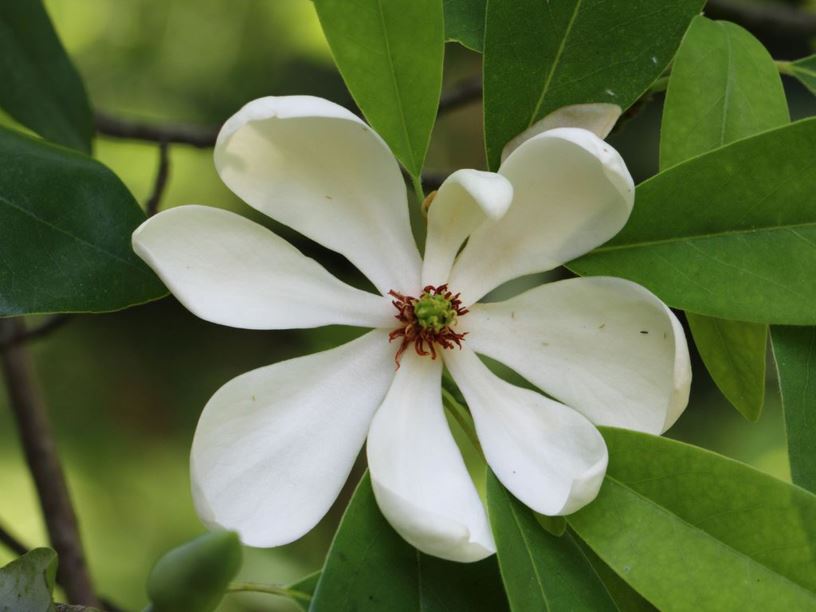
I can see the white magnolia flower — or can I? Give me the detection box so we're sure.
[132,96,691,563]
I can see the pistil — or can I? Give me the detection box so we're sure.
[388,284,468,366]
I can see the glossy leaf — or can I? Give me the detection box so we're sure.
[789,55,816,96]
[313,0,444,177]
[568,428,816,610]
[444,0,485,51]
[570,118,816,325]
[482,0,703,169]
[772,326,816,493]
[0,548,57,612]
[311,473,509,612]
[0,1,92,152]
[0,126,166,315]
[486,471,616,612]
[659,18,787,421]
[147,531,242,612]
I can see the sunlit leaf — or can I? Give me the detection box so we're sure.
[313,0,444,177]
[568,428,816,610]
[570,118,816,324]
[0,1,92,152]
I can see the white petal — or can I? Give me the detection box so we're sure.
[132,205,394,330]
[421,169,513,286]
[466,276,691,434]
[366,352,494,562]
[445,347,607,516]
[501,103,622,164]
[449,128,635,304]
[214,96,422,296]
[191,330,396,547]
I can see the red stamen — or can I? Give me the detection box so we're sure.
[387,284,468,368]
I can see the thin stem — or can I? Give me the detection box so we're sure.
[0,314,73,349]
[227,581,312,603]
[145,141,171,217]
[776,59,794,76]
[0,318,100,607]
[0,520,27,556]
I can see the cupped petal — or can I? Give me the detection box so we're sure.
[449,128,635,304]
[133,205,394,330]
[366,351,494,562]
[465,276,691,434]
[445,347,607,516]
[501,103,622,164]
[421,169,513,286]
[191,330,396,547]
[214,95,422,295]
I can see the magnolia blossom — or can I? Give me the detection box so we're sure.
[132,95,691,563]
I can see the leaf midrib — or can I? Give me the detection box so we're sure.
[503,486,552,611]
[593,476,816,600]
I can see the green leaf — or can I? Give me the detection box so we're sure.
[660,17,789,170]
[482,0,703,169]
[311,473,509,612]
[313,0,444,177]
[486,471,616,612]
[658,18,788,421]
[0,126,166,315]
[568,428,816,610]
[288,571,320,611]
[686,315,767,421]
[0,1,92,152]
[789,55,816,96]
[147,531,242,612]
[444,0,485,52]
[575,537,657,612]
[0,548,57,612]
[772,326,816,493]
[569,118,816,325]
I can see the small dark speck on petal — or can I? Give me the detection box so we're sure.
[511,311,516,319]
[325,195,333,200]
[251,395,256,401]
[541,341,549,347]
[598,322,606,329]
[640,330,649,334]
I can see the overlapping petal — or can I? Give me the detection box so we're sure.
[190,330,396,547]
[449,128,635,303]
[421,169,513,286]
[366,352,494,562]
[214,95,422,295]
[133,205,394,330]
[445,347,607,516]
[465,276,691,434]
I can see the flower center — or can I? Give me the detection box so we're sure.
[388,284,468,366]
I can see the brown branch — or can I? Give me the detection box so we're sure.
[0,314,73,349]
[0,318,100,607]
[95,111,219,148]
[706,0,816,39]
[0,521,28,556]
[438,75,482,115]
[145,141,171,217]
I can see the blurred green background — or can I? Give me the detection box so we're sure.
[1,0,814,609]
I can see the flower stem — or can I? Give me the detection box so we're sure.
[226,582,312,603]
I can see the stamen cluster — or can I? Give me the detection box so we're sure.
[388,284,468,365]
